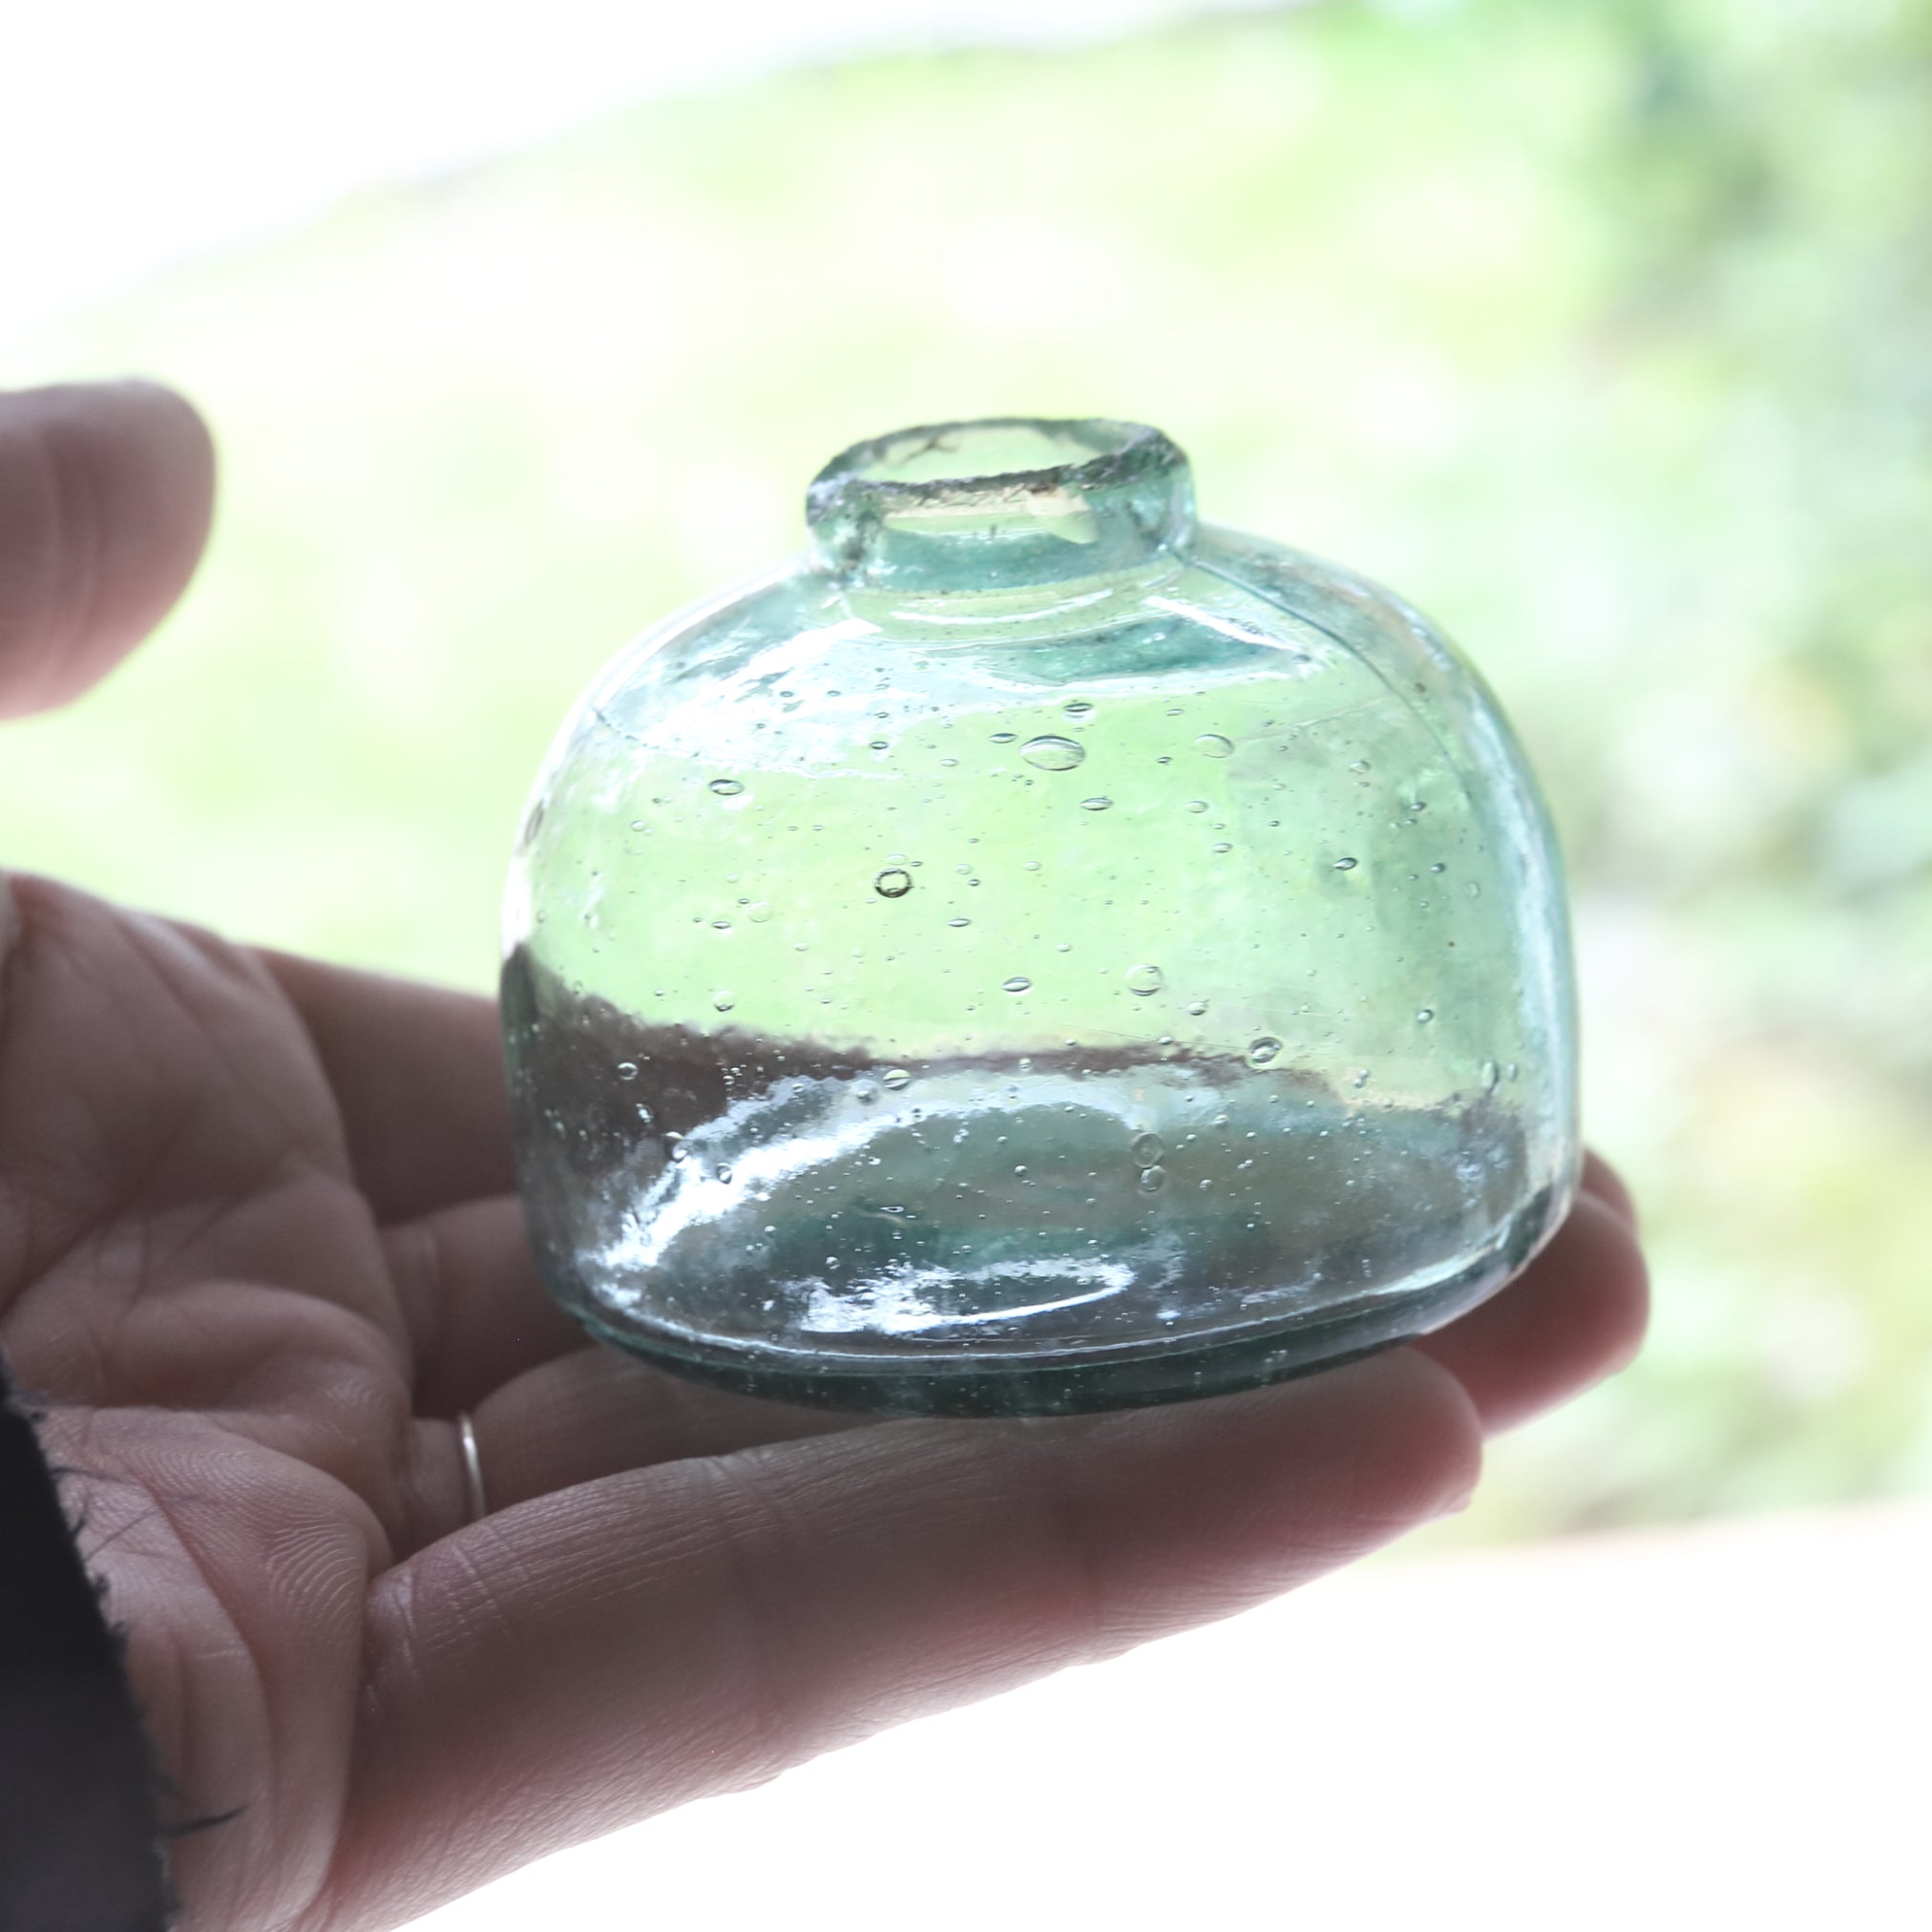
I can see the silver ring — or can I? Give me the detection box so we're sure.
[456,1411,488,1524]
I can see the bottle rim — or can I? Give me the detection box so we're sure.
[806,416,1195,593]
[807,416,1183,521]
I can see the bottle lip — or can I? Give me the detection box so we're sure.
[806,416,1196,596]
[807,416,1183,521]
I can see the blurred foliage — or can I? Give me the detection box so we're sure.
[4,0,1929,1542]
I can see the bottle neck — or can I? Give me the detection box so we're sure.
[806,417,1197,599]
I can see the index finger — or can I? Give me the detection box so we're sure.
[327,1346,1483,1928]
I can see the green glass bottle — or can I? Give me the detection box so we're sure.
[503,418,1578,1414]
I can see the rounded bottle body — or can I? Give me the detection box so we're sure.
[504,421,1577,1413]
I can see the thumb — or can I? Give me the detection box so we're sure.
[0,381,215,719]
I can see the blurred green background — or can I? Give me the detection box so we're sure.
[4,0,1929,1544]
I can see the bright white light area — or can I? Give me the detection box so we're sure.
[0,0,1281,345]
[408,1502,1931,1931]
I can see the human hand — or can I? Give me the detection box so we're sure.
[0,382,1648,1932]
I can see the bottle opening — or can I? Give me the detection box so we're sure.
[842,419,1152,490]
[808,415,1195,597]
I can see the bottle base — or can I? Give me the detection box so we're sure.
[568,1181,1560,1415]
[584,1315,1408,1416]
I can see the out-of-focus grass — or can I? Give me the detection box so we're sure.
[5,0,1929,1541]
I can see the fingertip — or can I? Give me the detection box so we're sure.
[1583,1148,1640,1230]
[1412,1190,1650,1435]
[0,379,216,717]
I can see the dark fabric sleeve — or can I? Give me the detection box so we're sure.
[0,1356,170,1932]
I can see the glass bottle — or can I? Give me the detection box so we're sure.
[502,417,1578,1414]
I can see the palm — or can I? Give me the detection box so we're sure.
[0,385,1648,1932]
[1,875,856,1925]
[4,878,492,1924]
